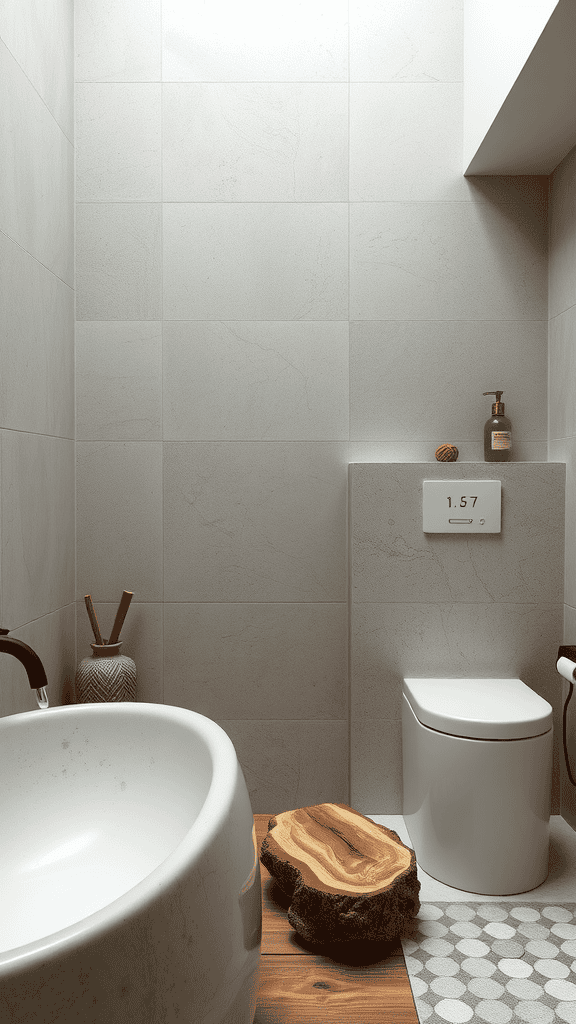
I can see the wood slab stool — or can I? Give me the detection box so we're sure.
[260,802,421,943]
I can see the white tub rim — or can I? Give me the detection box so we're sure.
[0,702,241,978]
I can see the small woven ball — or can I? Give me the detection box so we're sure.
[435,444,459,462]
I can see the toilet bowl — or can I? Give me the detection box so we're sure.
[402,677,553,895]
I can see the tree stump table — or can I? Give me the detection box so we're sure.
[260,802,421,943]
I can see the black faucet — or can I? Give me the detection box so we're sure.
[0,628,49,708]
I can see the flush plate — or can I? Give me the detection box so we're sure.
[423,479,501,533]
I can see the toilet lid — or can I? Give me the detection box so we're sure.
[403,678,553,740]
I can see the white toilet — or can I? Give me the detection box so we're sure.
[402,677,553,895]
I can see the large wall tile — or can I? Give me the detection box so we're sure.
[349,0,463,83]
[564,602,576,645]
[350,718,403,814]
[351,463,564,605]
[76,322,162,440]
[75,0,161,82]
[76,203,162,320]
[549,307,576,442]
[0,232,74,438]
[162,83,348,202]
[218,719,349,813]
[75,84,161,201]
[1,432,75,624]
[163,603,348,719]
[550,435,576,609]
[0,0,73,138]
[76,441,163,601]
[350,84,468,201]
[163,321,348,441]
[350,201,547,321]
[466,175,548,231]
[350,320,547,445]
[549,146,576,319]
[163,203,348,321]
[1,41,73,284]
[162,0,348,82]
[550,145,576,209]
[163,442,348,602]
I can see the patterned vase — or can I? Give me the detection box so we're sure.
[75,642,137,703]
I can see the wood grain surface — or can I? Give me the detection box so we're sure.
[254,813,419,1024]
[260,803,420,943]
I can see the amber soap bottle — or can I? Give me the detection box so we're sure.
[483,391,512,462]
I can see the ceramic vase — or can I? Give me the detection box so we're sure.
[75,642,137,703]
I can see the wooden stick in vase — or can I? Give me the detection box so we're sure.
[84,594,104,645]
[108,591,134,645]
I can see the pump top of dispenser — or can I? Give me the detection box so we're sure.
[483,391,505,415]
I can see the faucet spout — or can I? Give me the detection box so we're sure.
[0,628,49,708]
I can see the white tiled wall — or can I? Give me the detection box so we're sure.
[549,143,576,829]
[0,2,75,717]
[74,0,551,812]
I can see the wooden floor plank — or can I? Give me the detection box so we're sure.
[254,955,419,1024]
[253,814,419,1024]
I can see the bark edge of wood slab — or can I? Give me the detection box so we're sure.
[259,802,421,943]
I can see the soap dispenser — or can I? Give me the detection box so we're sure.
[483,391,512,462]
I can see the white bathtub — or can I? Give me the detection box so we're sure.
[0,702,262,1023]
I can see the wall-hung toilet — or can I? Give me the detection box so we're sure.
[402,677,553,896]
